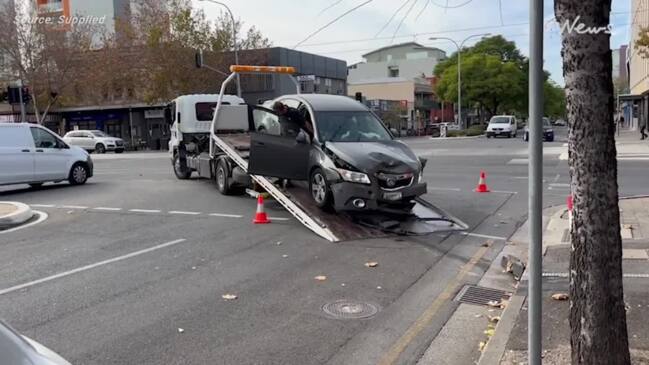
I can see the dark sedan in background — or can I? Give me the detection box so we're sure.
[524,117,554,142]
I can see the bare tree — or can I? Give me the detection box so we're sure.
[554,1,630,364]
[0,1,99,123]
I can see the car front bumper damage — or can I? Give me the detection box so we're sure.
[330,181,427,212]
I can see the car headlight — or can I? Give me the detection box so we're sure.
[547,129,553,133]
[337,168,371,184]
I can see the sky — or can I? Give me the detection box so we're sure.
[193,0,634,86]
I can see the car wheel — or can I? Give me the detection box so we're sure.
[29,183,43,189]
[115,149,124,154]
[486,134,491,139]
[548,136,554,142]
[95,143,106,154]
[506,132,511,138]
[69,163,89,185]
[172,152,191,180]
[310,168,333,210]
[215,159,233,195]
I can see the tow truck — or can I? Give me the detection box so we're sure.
[167,65,467,242]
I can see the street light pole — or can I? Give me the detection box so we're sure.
[429,33,490,129]
[199,0,241,97]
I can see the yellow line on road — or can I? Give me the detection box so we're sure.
[377,244,491,365]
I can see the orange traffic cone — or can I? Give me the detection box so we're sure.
[253,195,271,224]
[475,171,490,193]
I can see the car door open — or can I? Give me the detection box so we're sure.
[247,107,310,180]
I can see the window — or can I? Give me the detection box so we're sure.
[195,102,230,121]
[406,51,428,60]
[316,111,392,142]
[31,127,62,148]
[389,68,399,77]
[252,108,281,136]
[386,54,393,62]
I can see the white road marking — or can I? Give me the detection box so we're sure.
[549,183,570,187]
[553,174,561,183]
[0,211,48,234]
[268,217,291,221]
[0,238,187,296]
[93,207,122,211]
[209,213,243,218]
[30,204,55,208]
[459,232,507,240]
[168,211,201,215]
[562,143,568,147]
[559,152,568,160]
[511,176,528,180]
[490,190,518,195]
[507,158,528,165]
[59,205,88,209]
[428,187,462,192]
[129,209,161,213]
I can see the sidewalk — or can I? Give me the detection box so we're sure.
[489,197,649,364]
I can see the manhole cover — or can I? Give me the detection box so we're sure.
[322,300,379,319]
[454,285,511,306]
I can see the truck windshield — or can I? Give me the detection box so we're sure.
[316,111,392,142]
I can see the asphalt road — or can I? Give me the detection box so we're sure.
[0,127,646,364]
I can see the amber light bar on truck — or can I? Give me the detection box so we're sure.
[229,65,296,74]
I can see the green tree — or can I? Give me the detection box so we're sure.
[544,81,566,119]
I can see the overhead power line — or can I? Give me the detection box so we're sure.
[375,0,412,37]
[415,0,430,20]
[293,0,374,49]
[391,0,420,43]
[317,0,345,16]
[429,0,475,9]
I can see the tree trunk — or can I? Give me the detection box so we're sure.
[554,1,630,364]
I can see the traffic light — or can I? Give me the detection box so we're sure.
[7,86,19,104]
[0,89,7,103]
[355,92,363,102]
[21,87,31,103]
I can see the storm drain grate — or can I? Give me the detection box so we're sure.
[454,285,512,306]
[322,300,379,319]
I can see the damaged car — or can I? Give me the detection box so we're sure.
[248,94,428,213]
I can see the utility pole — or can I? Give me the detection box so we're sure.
[528,0,543,364]
[17,80,26,123]
[199,0,241,97]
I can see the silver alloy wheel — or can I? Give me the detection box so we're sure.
[311,173,326,203]
[73,165,87,183]
[174,157,183,175]
[217,165,226,189]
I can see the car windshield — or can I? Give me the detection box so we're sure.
[91,131,108,137]
[490,117,511,124]
[316,111,392,142]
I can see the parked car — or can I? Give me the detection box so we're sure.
[553,118,567,126]
[0,319,71,365]
[485,115,518,138]
[63,130,125,153]
[248,94,427,212]
[524,117,555,142]
[0,123,93,188]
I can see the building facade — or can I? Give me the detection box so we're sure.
[347,42,448,128]
[624,0,649,130]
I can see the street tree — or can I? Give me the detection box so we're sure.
[0,0,100,123]
[554,1,631,364]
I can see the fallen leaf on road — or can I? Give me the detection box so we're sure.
[314,275,327,281]
[376,286,382,290]
[479,341,486,352]
[178,328,184,333]
[488,315,501,323]
[222,294,238,300]
[484,328,495,337]
[551,293,569,301]
[364,262,378,268]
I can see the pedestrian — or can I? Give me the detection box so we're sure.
[641,118,648,140]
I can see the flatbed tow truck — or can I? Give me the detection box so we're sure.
[168,65,467,242]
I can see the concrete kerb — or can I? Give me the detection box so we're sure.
[0,202,34,229]
[430,134,485,140]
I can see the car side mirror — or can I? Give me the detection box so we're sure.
[296,131,308,144]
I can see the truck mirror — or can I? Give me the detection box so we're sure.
[164,107,172,124]
[195,51,203,68]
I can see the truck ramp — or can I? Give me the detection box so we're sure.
[214,134,467,242]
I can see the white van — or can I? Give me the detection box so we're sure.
[0,123,93,187]
[486,115,518,138]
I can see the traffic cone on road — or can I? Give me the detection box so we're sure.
[253,195,271,224]
[474,171,490,193]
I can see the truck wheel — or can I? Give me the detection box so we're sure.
[215,159,233,195]
[310,168,333,210]
[173,153,191,180]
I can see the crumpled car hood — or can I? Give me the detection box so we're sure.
[325,141,420,174]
